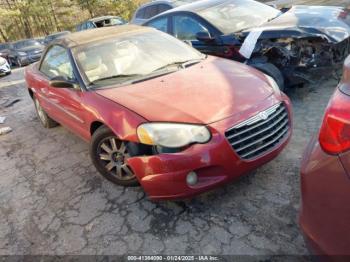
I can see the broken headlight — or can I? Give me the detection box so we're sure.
[137,123,211,148]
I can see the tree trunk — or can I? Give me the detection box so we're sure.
[0,27,9,42]
[49,0,60,31]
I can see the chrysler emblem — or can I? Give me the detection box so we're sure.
[258,111,269,120]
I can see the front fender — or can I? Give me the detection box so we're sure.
[82,91,147,142]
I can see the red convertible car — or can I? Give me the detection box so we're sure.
[25,25,292,200]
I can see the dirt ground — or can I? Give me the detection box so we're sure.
[0,0,348,256]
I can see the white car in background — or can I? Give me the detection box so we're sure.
[0,57,11,76]
[131,0,197,25]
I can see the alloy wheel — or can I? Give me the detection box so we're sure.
[97,136,135,181]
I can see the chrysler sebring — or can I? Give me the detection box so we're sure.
[25,25,292,200]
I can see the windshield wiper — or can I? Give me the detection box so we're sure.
[152,59,204,73]
[90,74,142,85]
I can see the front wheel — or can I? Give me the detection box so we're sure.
[90,126,139,187]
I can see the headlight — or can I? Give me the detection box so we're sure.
[18,52,27,56]
[265,75,281,96]
[137,123,211,148]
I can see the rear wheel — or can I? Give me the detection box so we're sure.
[251,62,285,92]
[34,96,58,128]
[90,126,139,187]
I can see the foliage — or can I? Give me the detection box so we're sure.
[0,0,147,42]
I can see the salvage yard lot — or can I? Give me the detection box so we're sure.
[0,59,337,256]
[0,0,348,256]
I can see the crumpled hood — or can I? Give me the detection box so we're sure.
[259,5,350,43]
[95,56,274,124]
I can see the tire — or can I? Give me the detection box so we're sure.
[33,96,58,128]
[90,126,139,187]
[251,62,285,92]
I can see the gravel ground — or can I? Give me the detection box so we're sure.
[0,0,347,256]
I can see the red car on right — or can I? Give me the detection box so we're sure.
[300,55,350,256]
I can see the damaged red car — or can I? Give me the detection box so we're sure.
[25,25,292,200]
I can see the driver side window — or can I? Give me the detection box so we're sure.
[40,45,75,80]
[173,15,210,41]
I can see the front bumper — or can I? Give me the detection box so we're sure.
[128,95,292,200]
[0,61,11,75]
[299,135,350,256]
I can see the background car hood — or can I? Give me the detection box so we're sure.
[95,57,273,124]
[257,5,350,43]
[17,46,44,53]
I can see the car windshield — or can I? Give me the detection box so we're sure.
[73,31,205,88]
[198,0,281,34]
[14,40,41,49]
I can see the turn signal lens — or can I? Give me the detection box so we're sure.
[137,126,155,145]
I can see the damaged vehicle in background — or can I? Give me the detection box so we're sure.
[8,39,45,67]
[144,0,350,89]
[25,25,292,200]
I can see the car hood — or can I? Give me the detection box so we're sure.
[257,5,350,43]
[95,57,274,124]
[17,46,44,53]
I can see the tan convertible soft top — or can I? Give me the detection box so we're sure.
[56,25,153,48]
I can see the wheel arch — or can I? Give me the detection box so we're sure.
[90,121,105,136]
[28,88,34,100]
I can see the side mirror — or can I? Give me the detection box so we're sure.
[196,31,214,42]
[49,76,79,89]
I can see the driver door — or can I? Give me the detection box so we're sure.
[39,45,87,136]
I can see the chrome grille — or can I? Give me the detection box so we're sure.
[225,103,290,160]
